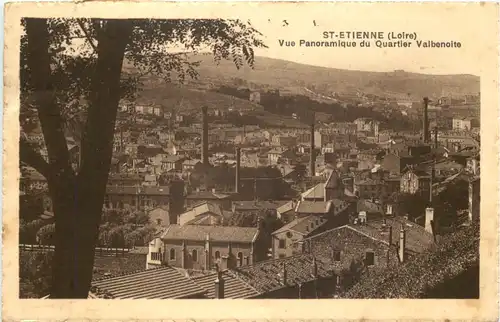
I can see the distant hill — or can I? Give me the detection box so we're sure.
[122,54,479,116]
[189,55,479,99]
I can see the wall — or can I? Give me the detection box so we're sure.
[162,239,254,271]
[272,230,304,259]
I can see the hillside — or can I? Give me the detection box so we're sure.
[185,54,480,99]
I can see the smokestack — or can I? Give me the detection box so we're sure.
[423,97,430,144]
[201,105,209,166]
[434,128,438,149]
[214,268,225,299]
[309,112,316,177]
[168,180,184,225]
[235,147,241,194]
[398,224,406,263]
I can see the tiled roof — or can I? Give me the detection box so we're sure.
[232,254,334,294]
[273,215,328,236]
[186,191,230,200]
[301,183,325,200]
[90,266,206,299]
[191,270,260,299]
[181,201,223,219]
[295,200,332,214]
[161,224,259,243]
[106,186,170,195]
[276,200,295,214]
[309,216,434,254]
[357,199,384,214]
[233,200,288,211]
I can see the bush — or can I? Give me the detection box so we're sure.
[19,251,54,298]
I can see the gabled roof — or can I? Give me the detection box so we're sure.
[301,183,325,200]
[186,191,230,200]
[191,270,260,299]
[295,200,332,214]
[233,200,289,211]
[161,224,259,243]
[90,266,205,299]
[273,215,328,236]
[180,202,223,220]
[276,200,295,214]
[232,254,333,294]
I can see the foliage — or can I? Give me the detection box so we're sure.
[19,251,54,298]
[36,223,56,245]
[343,222,479,298]
[20,218,47,244]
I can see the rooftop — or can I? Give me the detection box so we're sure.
[106,186,170,196]
[233,254,334,294]
[90,266,205,299]
[191,270,260,299]
[295,200,332,214]
[161,224,259,243]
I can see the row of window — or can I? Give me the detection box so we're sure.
[157,249,248,266]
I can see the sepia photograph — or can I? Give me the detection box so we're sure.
[3,1,498,320]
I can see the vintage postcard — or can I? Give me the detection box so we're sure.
[3,1,499,321]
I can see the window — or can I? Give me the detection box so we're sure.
[286,231,293,238]
[237,252,243,267]
[156,219,162,225]
[192,249,198,262]
[365,251,375,266]
[333,250,341,262]
[215,251,220,260]
[169,248,176,260]
[278,239,286,249]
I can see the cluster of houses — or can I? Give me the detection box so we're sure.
[22,92,481,299]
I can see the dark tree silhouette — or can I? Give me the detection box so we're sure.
[20,18,266,298]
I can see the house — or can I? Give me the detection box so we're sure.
[230,254,338,298]
[148,206,170,226]
[271,215,329,259]
[161,155,187,172]
[276,200,297,223]
[232,200,289,217]
[104,181,185,223]
[354,118,380,137]
[267,147,295,165]
[301,183,325,202]
[149,224,264,271]
[271,134,297,148]
[182,159,202,173]
[453,117,479,131]
[400,169,431,195]
[185,190,232,210]
[304,214,435,276]
[178,201,224,226]
[90,266,206,299]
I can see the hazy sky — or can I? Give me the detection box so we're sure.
[227,3,492,76]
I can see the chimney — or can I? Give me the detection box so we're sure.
[398,224,406,263]
[423,97,430,144]
[214,269,225,299]
[434,128,438,149]
[201,105,209,166]
[312,257,318,278]
[281,262,287,285]
[425,207,435,234]
[235,147,241,194]
[309,112,316,177]
[168,180,185,225]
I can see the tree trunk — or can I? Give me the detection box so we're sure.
[25,18,133,298]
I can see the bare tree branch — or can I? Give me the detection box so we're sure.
[20,139,51,179]
[76,19,98,52]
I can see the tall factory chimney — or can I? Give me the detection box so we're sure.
[423,97,430,144]
[201,105,209,166]
[434,127,438,149]
[309,112,316,177]
[235,147,241,194]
